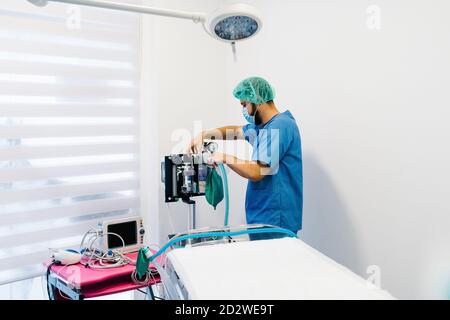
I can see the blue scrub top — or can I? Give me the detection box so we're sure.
[242,110,303,233]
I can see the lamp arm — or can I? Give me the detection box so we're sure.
[30,0,207,22]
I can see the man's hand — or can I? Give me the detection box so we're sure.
[186,132,204,154]
[210,152,230,165]
[204,152,230,166]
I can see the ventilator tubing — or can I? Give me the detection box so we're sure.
[218,163,229,227]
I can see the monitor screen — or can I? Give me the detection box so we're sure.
[107,220,137,249]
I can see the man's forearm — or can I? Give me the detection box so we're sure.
[222,155,265,182]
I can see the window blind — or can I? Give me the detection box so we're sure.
[0,0,141,284]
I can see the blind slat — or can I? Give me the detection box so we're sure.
[0,5,140,33]
[0,254,50,277]
[0,26,137,50]
[0,105,137,117]
[0,226,88,256]
[0,125,137,138]
[0,144,137,160]
[0,212,138,257]
[0,196,140,226]
[0,61,137,78]
[1,39,137,62]
[0,264,45,286]
[0,179,139,205]
[0,161,138,182]
[0,83,137,98]
[0,52,135,70]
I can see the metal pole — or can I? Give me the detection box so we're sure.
[188,200,196,230]
[192,201,196,229]
[185,199,196,246]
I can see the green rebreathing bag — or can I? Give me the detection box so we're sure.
[136,247,150,279]
[205,168,224,210]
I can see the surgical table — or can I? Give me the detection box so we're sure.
[155,225,394,300]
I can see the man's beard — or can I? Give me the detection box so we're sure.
[252,103,263,125]
[255,112,263,125]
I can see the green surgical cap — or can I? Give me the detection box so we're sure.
[233,77,275,105]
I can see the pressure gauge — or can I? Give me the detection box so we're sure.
[204,142,218,153]
[170,155,183,165]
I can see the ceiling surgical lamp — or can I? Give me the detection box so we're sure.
[27,0,263,59]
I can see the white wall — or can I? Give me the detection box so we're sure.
[149,0,450,299]
[147,0,248,244]
[221,0,450,299]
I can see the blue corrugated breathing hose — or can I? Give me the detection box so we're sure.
[217,163,229,227]
[147,227,297,262]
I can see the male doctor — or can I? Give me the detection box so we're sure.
[189,77,303,236]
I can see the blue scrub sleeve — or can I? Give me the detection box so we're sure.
[252,128,282,169]
[242,123,257,146]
